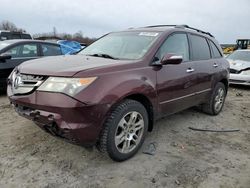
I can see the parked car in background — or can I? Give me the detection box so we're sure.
[227,50,250,86]
[57,40,84,54]
[7,25,229,161]
[0,30,32,41]
[0,39,63,90]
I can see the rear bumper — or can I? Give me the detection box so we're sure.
[8,88,110,146]
[229,74,250,86]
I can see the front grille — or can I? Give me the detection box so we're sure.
[11,71,46,95]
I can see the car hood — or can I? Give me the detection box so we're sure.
[228,59,250,71]
[18,55,130,77]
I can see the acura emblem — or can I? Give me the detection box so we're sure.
[13,75,22,89]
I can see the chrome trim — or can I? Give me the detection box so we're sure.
[186,68,195,73]
[213,63,218,68]
[159,88,211,104]
[169,55,183,59]
[11,71,45,95]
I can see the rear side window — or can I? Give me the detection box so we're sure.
[209,40,222,58]
[190,35,210,60]
[157,33,190,61]
[41,44,62,56]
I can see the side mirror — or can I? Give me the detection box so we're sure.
[161,53,183,65]
[0,55,12,62]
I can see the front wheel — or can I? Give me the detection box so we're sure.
[97,99,148,161]
[201,82,226,115]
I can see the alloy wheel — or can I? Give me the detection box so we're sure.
[214,88,225,112]
[115,111,144,154]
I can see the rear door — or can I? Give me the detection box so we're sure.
[155,32,198,116]
[188,34,214,103]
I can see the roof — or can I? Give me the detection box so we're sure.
[125,25,214,38]
[0,39,58,46]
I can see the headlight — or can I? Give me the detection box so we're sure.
[37,77,97,96]
[241,70,250,75]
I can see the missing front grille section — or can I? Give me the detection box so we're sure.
[230,69,240,74]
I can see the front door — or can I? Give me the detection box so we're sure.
[155,33,197,116]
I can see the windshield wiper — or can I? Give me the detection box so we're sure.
[86,53,119,60]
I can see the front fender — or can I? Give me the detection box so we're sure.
[74,67,158,110]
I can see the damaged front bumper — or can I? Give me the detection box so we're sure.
[8,89,109,147]
[229,74,250,86]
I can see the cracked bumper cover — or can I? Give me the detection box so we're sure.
[8,88,110,146]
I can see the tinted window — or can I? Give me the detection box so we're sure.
[190,35,210,60]
[4,43,38,58]
[42,44,62,56]
[157,33,189,61]
[0,32,11,40]
[209,40,222,58]
[11,34,21,39]
[21,34,32,39]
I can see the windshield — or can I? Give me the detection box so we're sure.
[227,50,250,62]
[79,31,161,60]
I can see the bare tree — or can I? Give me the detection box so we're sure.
[0,20,26,32]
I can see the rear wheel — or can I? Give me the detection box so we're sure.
[97,99,148,161]
[202,82,226,115]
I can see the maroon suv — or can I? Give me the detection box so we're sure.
[7,25,229,161]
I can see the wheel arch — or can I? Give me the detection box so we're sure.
[124,93,155,132]
[104,93,155,133]
[219,78,229,93]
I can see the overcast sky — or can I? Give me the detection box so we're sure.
[1,0,249,43]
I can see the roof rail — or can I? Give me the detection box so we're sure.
[144,24,214,38]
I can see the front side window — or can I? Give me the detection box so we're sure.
[190,35,210,61]
[79,31,161,60]
[41,44,62,56]
[156,33,190,61]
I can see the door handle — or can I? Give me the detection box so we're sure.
[213,63,218,68]
[186,68,195,73]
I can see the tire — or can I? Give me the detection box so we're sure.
[201,82,226,115]
[97,99,148,162]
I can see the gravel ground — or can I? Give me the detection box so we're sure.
[0,86,249,188]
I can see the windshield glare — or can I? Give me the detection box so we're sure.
[227,51,250,62]
[79,32,161,60]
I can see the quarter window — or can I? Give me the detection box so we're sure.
[157,33,189,61]
[190,35,210,60]
[209,40,222,58]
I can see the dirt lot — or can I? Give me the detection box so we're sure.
[0,87,249,188]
